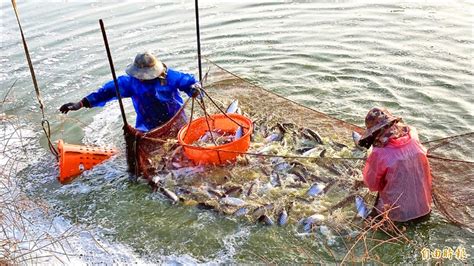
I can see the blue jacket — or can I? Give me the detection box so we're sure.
[85,68,197,132]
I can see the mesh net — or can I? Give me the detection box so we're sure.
[124,101,189,177]
[123,59,473,230]
[424,132,474,228]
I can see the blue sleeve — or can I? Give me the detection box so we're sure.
[173,71,197,97]
[85,75,134,107]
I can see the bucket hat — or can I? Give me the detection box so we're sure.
[359,107,402,147]
[125,51,165,80]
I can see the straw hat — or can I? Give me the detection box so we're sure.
[359,107,401,146]
[125,51,165,80]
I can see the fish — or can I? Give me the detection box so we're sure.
[319,149,327,158]
[306,183,325,197]
[322,180,337,194]
[355,196,369,219]
[224,186,243,197]
[198,130,223,142]
[277,209,288,226]
[302,147,320,157]
[291,168,308,183]
[300,214,325,232]
[329,194,356,212]
[252,203,274,218]
[160,187,179,203]
[257,144,276,154]
[247,182,256,197]
[171,166,205,178]
[276,123,288,134]
[226,99,239,113]
[296,146,315,154]
[258,214,274,226]
[331,141,348,151]
[220,197,246,207]
[264,133,282,143]
[270,172,282,187]
[196,202,216,210]
[234,127,243,140]
[305,128,324,144]
[352,131,364,150]
[208,188,225,198]
[233,207,249,217]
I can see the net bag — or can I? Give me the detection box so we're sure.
[124,99,189,178]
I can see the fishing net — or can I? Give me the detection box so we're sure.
[424,132,474,228]
[123,59,473,231]
[124,101,189,178]
[123,60,376,231]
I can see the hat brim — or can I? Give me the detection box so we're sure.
[359,116,401,143]
[125,63,164,80]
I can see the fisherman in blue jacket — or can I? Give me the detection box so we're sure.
[59,51,201,132]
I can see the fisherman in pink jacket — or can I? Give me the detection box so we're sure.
[358,107,432,222]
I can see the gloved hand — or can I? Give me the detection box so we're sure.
[190,82,203,98]
[59,101,83,114]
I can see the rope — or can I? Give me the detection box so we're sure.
[197,96,223,163]
[427,154,474,164]
[1,79,17,105]
[422,131,474,145]
[11,0,58,160]
[183,97,195,140]
[200,88,249,129]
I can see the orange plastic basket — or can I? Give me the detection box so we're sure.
[57,139,117,184]
[177,113,253,165]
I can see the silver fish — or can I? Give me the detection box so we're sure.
[226,99,239,113]
[264,133,282,143]
[352,131,364,150]
[305,128,324,144]
[234,127,243,140]
[277,209,288,226]
[160,187,179,203]
[258,214,274,226]
[302,147,320,157]
[233,207,249,217]
[301,214,324,232]
[252,203,274,218]
[355,196,369,218]
[198,131,223,142]
[171,166,205,178]
[224,186,243,197]
[247,182,257,197]
[307,183,325,197]
[220,197,246,207]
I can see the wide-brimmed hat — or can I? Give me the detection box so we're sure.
[125,51,165,80]
[359,107,402,145]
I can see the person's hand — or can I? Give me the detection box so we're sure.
[190,82,203,98]
[59,101,83,114]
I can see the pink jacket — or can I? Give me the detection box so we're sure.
[363,127,432,222]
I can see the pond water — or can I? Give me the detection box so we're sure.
[1,0,472,263]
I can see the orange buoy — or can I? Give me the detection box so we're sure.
[177,113,253,165]
[57,139,118,184]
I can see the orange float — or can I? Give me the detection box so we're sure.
[57,139,118,184]
[177,113,253,165]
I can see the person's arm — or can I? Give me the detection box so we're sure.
[173,70,200,97]
[59,75,133,114]
[363,149,387,191]
[85,75,133,107]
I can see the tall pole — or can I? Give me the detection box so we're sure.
[99,19,128,127]
[194,0,203,81]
